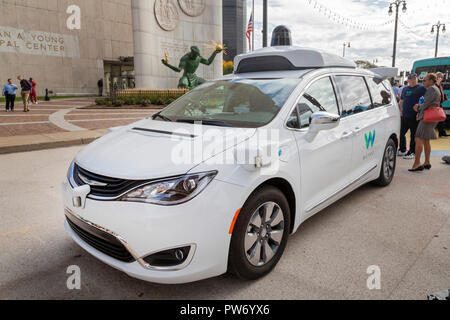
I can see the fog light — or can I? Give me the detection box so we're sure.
[143,246,191,268]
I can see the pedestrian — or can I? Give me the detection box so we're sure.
[392,81,400,102]
[2,79,19,112]
[409,73,442,172]
[17,75,32,112]
[435,72,448,137]
[29,77,38,105]
[398,73,427,160]
[97,78,103,97]
[398,80,408,100]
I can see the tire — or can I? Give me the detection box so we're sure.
[228,185,291,280]
[372,138,397,187]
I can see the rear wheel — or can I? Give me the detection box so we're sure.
[228,186,290,280]
[373,138,397,187]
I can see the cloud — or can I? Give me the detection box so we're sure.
[247,0,450,71]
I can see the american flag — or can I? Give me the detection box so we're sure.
[246,13,254,51]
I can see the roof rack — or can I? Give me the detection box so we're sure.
[234,46,357,74]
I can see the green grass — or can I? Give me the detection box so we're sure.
[0,96,85,103]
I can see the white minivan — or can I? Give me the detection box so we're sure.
[63,47,400,284]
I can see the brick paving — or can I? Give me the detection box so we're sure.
[0,98,157,138]
[0,123,64,137]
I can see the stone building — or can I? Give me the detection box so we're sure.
[0,0,225,95]
[0,0,134,96]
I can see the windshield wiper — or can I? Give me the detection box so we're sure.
[176,119,234,127]
[152,112,173,122]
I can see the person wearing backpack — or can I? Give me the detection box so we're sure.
[17,75,32,112]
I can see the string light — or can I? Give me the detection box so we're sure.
[302,0,395,31]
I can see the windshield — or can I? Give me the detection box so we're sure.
[155,78,300,128]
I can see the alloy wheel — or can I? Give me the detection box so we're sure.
[244,202,285,267]
[384,145,396,180]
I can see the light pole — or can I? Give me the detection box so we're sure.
[431,21,446,58]
[263,0,268,47]
[342,42,350,57]
[388,0,407,67]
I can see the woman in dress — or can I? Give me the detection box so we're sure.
[409,73,442,172]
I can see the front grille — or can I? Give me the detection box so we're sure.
[66,212,135,263]
[73,164,151,199]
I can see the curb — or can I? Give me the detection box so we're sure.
[0,130,108,155]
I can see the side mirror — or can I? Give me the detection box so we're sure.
[309,112,340,133]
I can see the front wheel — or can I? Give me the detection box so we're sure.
[372,138,397,187]
[228,186,290,280]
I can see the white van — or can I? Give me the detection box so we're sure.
[63,47,400,284]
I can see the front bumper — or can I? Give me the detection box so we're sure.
[62,177,246,284]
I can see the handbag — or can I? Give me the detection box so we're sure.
[423,105,446,123]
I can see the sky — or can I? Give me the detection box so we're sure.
[246,0,450,72]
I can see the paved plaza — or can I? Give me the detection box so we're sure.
[0,98,158,137]
[0,98,159,154]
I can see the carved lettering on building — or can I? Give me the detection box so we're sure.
[0,26,80,58]
[66,5,81,30]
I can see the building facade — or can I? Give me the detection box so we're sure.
[0,0,225,95]
[0,0,134,96]
[222,0,247,62]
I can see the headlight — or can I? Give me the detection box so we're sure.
[120,171,218,205]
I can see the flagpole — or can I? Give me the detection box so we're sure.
[252,0,255,51]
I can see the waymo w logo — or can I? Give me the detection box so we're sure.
[365,130,376,149]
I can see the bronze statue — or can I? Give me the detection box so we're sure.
[162,45,222,90]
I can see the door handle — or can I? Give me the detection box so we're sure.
[341,131,353,139]
[353,127,362,135]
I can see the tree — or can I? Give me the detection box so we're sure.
[223,60,234,75]
[355,60,381,69]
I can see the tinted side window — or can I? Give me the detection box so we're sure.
[366,77,392,108]
[295,77,339,129]
[335,76,372,118]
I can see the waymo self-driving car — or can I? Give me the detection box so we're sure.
[63,46,400,284]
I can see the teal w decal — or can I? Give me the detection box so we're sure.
[365,130,376,149]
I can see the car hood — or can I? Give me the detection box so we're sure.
[75,119,256,180]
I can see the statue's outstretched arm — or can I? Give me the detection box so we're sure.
[162,58,184,73]
[201,50,222,66]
